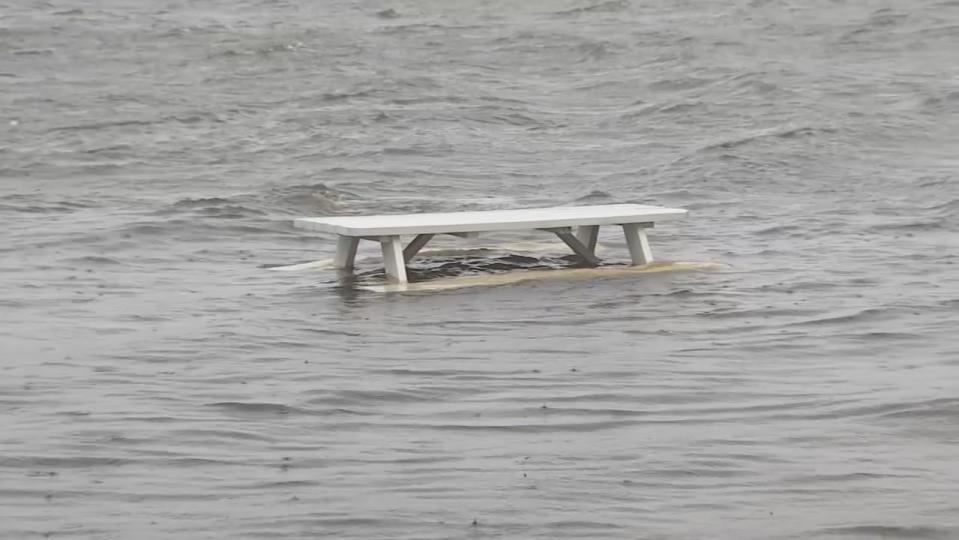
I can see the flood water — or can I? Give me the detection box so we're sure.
[2,0,959,538]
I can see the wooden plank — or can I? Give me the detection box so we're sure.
[333,235,359,269]
[380,236,408,284]
[552,229,601,267]
[622,223,653,265]
[295,204,686,237]
[574,225,598,253]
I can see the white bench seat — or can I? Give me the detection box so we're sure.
[294,203,687,284]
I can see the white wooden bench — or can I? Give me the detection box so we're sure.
[294,203,687,284]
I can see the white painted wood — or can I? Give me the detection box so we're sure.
[333,235,359,269]
[380,236,408,284]
[553,229,601,266]
[575,225,599,254]
[296,205,687,283]
[295,204,686,237]
[403,234,434,262]
[622,223,653,265]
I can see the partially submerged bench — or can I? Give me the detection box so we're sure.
[294,203,687,284]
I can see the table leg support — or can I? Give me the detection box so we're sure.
[575,225,599,253]
[548,228,601,266]
[622,223,653,265]
[380,235,408,284]
[334,235,359,270]
[403,234,434,262]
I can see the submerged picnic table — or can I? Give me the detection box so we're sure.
[294,203,687,284]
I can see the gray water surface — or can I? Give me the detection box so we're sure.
[2,0,959,538]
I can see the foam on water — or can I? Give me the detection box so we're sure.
[359,261,725,293]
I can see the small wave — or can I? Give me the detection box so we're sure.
[210,42,306,58]
[648,76,714,92]
[375,8,401,19]
[322,88,375,102]
[160,197,267,219]
[61,256,123,266]
[391,95,468,105]
[571,190,616,203]
[789,307,894,327]
[555,0,629,15]
[0,456,132,468]
[921,90,959,113]
[48,119,158,133]
[868,219,944,232]
[12,48,55,56]
[206,402,300,415]
[817,525,952,539]
[0,198,95,214]
[753,224,804,236]
[574,40,622,61]
[702,125,838,151]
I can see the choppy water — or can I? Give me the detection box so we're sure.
[2,0,959,538]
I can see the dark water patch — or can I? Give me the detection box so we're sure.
[47,119,160,133]
[321,389,450,405]
[872,397,959,421]
[206,401,372,418]
[392,95,470,106]
[816,525,952,539]
[867,219,944,232]
[702,126,839,151]
[921,90,959,113]
[787,307,897,327]
[648,76,716,92]
[787,471,913,484]
[546,520,625,530]
[423,419,638,432]
[167,429,275,442]
[373,23,485,36]
[320,88,376,102]
[205,402,301,416]
[60,256,124,266]
[573,40,623,62]
[0,203,76,214]
[376,8,401,19]
[753,224,804,236]
[618,100,703,120]
[12,48,55,56]
[0,456,133,468]
[368,253,588,283]
[842,331,919,341]
[555,0,629,16]
[868,8,909,27]
[925,198,959,217]
[229,479,324,490]
[0,197,96,214]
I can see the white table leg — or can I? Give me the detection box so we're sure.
[380,235,408,284]
[622,223,653,265]
[551,228,601,266]
[333,235,359,270]
[575,225,599,254]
